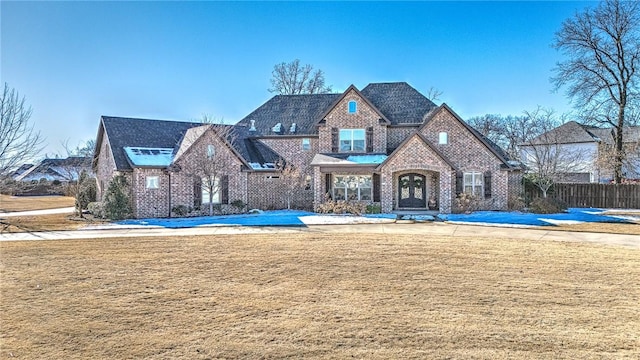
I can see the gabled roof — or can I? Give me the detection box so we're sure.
[361,82,437,125]
[378,132,456,171]
[98,116,204,171]
[234,93,340,137]
[421,104,515,168]
[524,121,640,146]
[526,121,598,145]
[317,84,391,125]
[16,157,91,181]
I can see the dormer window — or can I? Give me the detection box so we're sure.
[289,123,297,133]
[348,100,357,113]
[249,120,256,132]
[272,123,282,133]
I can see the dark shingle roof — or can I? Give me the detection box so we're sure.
[361,82,437,125]
[101,116,203,171]
[235,94,340,137]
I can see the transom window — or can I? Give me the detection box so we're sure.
[301,138,311,151]
[463,172,483,197]
[339,129,365,152]
[348,100,357,113]
[202,176,220,204]
[146,176,159,189]
[333,175,372,201]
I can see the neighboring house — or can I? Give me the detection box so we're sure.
[10,164,34,180]
[93,82,522,218]
[520,121,640,183]
[15,157,93,182]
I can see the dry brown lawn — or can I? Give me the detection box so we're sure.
[0,195,75,212]
[0,213,106,233]
[1,233,639,359]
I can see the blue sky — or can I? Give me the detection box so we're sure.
[2,1,594,157]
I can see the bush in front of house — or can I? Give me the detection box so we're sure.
[103,174,132,220]
[316,194,367,216]
[528,197,568,214]
[88,202,105,218]
[454,193,479,214]
[366,204,382,214]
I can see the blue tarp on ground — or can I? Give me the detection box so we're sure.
[117,210,314,228]
[439,208,632,226]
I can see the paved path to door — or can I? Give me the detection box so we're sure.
[1,222,638,249]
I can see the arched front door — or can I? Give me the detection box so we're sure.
[398,173,427,208]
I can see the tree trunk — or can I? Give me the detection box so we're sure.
[614,105,625,183]
[209,194,214,216]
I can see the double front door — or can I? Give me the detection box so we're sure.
[398,173,427,208]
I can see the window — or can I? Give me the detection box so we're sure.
[304,175,312,190]
[201,176,220,204]
[146,176,159,189]
[301,138,311,151]
[348,100,357,113]
[333,175,372,201]
[439,132,448,144]
[339,129,365,152]
[207,145,215,158]
[463,172,483,197]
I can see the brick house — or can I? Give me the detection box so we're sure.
[93,82,522,218]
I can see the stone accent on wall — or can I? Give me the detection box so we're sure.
[318,89,387,154]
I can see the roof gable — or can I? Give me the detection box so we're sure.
[317,85,390,125]
[526,121,598,145]
[421,104,513,167]
[378,132,455,170]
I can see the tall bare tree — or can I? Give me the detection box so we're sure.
[269,59,332,95]
[0,83,44,177]
[275,159,307,210]
[553,0,640,183]
[519,108,583,197]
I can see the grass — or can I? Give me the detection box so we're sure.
[1,233,639,359]
[0,195,75,212]
[0,213,106,233]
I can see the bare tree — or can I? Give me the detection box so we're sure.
[553,0,640,183]
[519,108,583,197]
[269,59,332,95]
[0,83,44,177]
[425,87,443,102]
[179,120,237,216]
[276,159,307,210]
[595,130,640,181]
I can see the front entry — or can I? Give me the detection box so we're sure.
[398,173,427,208]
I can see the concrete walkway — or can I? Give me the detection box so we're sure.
[1,222,638,249]
[0,207,75,217]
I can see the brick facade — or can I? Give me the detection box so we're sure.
[319,89,387,154]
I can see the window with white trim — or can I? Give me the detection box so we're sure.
[146,176,159,189]
[301,138,311,151]
[439,132,448,144]
[463,172,483,197]
[207,145,215,158]
[348,100,357,113]
[333,175,372,201]
[201,176,220,204]
[339,129,365,152]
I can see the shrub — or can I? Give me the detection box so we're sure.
[172,205,191,217]
[508,193,526,211]
[103,174,132,220]
[454,192,479,214]
[88,202,105,218]
[366,204,382,214]
[231,199,247,213]
[529,197,568,214]
[316,194,367,216]
[77,177,97,214]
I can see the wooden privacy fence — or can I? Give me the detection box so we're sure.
[531,183,640,209]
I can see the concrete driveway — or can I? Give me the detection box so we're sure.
[1,222,638,249]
